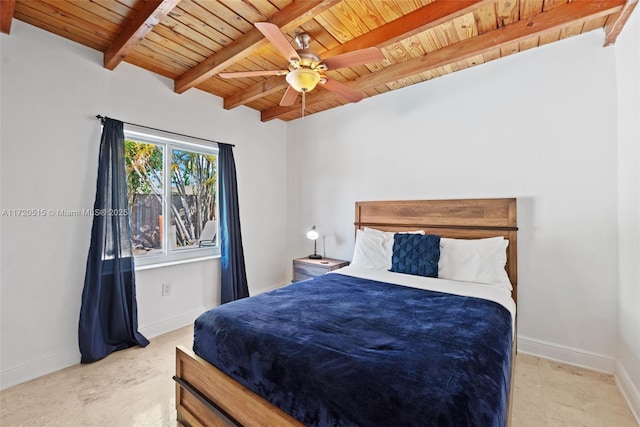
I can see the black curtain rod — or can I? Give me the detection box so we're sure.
[95,115,234,147]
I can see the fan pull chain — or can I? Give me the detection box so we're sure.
[302,91,306,118]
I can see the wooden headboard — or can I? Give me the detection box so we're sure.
[355,198,518,303]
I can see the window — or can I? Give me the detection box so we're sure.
[124,126,218,266]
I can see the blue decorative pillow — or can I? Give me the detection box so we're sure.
[389,233,441,278]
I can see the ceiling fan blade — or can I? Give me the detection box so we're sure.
[255,22,301,63]
[322,47,384,70]
[320,78,364,103]
[280,85,299,106]
[219,70,289,78]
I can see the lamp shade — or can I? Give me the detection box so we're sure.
[286,69,321,92]
[306,226,319,240]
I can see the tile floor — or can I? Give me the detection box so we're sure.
[511,353,637,427]
[0,326,637,426]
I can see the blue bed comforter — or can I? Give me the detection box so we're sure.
[193,273,513,427]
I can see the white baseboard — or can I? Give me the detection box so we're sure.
[252,282,289,295]
[0,307,206,391]
[138,306,206,339]
[517,336,640,421]
[0,345,80,391]
[517,335,616,374]
[615,361,640,425]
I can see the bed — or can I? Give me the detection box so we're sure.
[174,198,518,427]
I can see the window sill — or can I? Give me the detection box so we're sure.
[135,253,220,271]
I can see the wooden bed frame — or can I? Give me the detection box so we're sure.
[175,198,518,427]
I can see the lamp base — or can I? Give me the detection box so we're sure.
[308,254,322,260]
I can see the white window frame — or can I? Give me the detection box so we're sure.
[124,124,220,269]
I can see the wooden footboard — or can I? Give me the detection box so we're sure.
[175,344,515,427]
[174,346,302,427]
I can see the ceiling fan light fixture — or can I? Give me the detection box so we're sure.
[286,68,320,93]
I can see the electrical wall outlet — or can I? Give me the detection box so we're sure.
[161,282,171,297]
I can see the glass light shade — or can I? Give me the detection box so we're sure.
[286,69,320,92]
[306,226,319,240]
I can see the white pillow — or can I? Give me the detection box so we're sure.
[351,229,392,269]
[351,228,425,270]
[438,237,512,290]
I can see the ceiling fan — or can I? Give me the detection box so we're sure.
[219,22,385,111]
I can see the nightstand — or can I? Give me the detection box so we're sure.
[292,257,350,282]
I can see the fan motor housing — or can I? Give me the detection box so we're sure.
[290,49,321,70]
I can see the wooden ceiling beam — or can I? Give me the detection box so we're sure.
[603,0,637,46]
[261,0,625,121]
[1,0,16,34]
[104,0,180,70]
[223,77,288,110]
[174,0,340,94]
[223,0,491,110]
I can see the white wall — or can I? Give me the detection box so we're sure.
[615,8,640,420]
[287,31,621,372]
[0,21,288,389]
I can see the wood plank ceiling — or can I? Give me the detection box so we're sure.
[3,0,637,122]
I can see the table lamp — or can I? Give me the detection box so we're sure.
[306,225,322,259]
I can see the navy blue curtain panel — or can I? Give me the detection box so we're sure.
[218,143,249,304]
[79,118,149,363]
